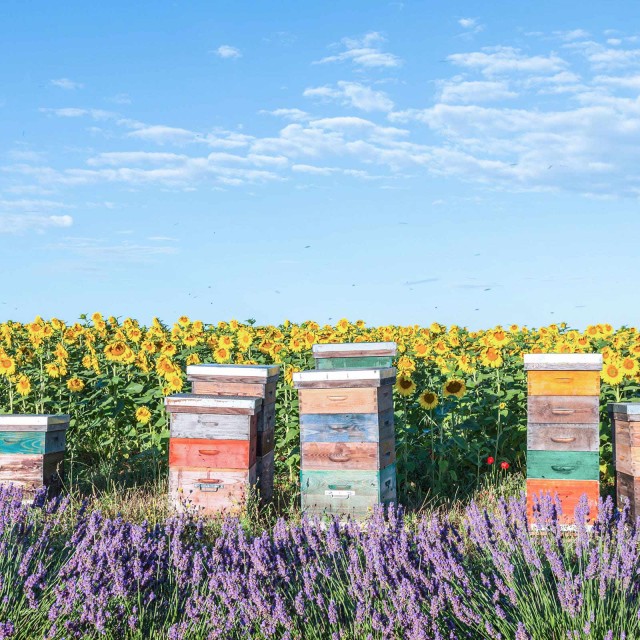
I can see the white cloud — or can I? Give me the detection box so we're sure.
[304,81,394,111]
[263,108,310,121]
[40,107,114,119]
[50,237,177,263]
[553,29,590,42]
[0,199,71,211]
[315,31,402,68]
[127,125,198,145]
[439,79,517,103]
[87,152,188,166]
[110,93,132,104]
[566,40,640,70]
[458,17,484,34]
[50,78,83,90]
[448,46,567,76]
[215,45,242,59]
[0,214,72,234]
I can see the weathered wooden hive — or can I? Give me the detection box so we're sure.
[608,402,640,519]
[294,367,397,519]
[524,354,602,527]
[185,364,279,502]
[165,394,262,514]
[0,414,69,494]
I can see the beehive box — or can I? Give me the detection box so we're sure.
[186,364,279,501]
[608,402,640,519]
[165,395,261,515]
[524,354,602,527]
[294,368,397,519]
[0,415,69,493]
[312,342,396,370]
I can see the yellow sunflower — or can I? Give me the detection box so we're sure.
[621,357,639,377]
[104,341,132,363]
[336,318,350,334]
[135,406,152,425]
[214,346,231,364]
[186,353,201,365]
[177,316,190,327]
[395,375,416,397]
[237,329,253,350]
[602,362,624,386]
[0,356,16,377]
[66,377,85,393]
[443,378,466,398]
[418,390,438,410]
[396,356,416,374]
[413,340,430,358]
[15,375,31,397]
[480,347,503,368]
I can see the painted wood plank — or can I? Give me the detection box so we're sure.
[165,394,262,415]
[170,413,256,440]
[298,387,393,415]
[0,431,65,455]
[301,438,395,471]
[527,370,600,396]
[616,471,640,519]
[313,342,397,356]
[316,356,394,370]
[527,424,598,452]
[523,353,603,371]
[256,450,274,502]
[257,426,274,456]
[301,464,396,516]
[293,378,395,390]
[612,423,640,476]
[527,450,599,481]
[169,465,256,515]
[300,410,395,443]
[614,420,640,447]
[528,396,599,424]
[0,452,64,489]
[186,364,280,379]
[526,478,599,525]
[0,415,69,432]
[191,380,277,403]
[169,438,256,469]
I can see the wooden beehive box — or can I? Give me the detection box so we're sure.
[294,368,397,519]
[186,364,279,502]
[312,342,397,370]
[0,414,69,494]
[165,394,261,515]
[524,354,602,527]
[608,402,640,519]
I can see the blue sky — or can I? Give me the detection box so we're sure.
[2,0,640,329]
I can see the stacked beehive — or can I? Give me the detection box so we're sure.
[185,364,279,502]
[165,394,262,514]
[295,342,397,519]
[0,414,69,494]
[525,354,602,527]
[608,402,640,519]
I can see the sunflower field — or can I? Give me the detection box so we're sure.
[0,315,637,503]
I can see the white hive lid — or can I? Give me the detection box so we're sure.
[312,342,397,356]
[609,402,640,417]
[523,353,603,371]
[164,394,262,413]
[294,367,396,384]
[0,414,70,431]
[186,364,280,379]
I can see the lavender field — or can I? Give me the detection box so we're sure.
[0,484,635,640]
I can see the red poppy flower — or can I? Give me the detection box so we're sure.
[487,456,495,465]
[500,461,510,470]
